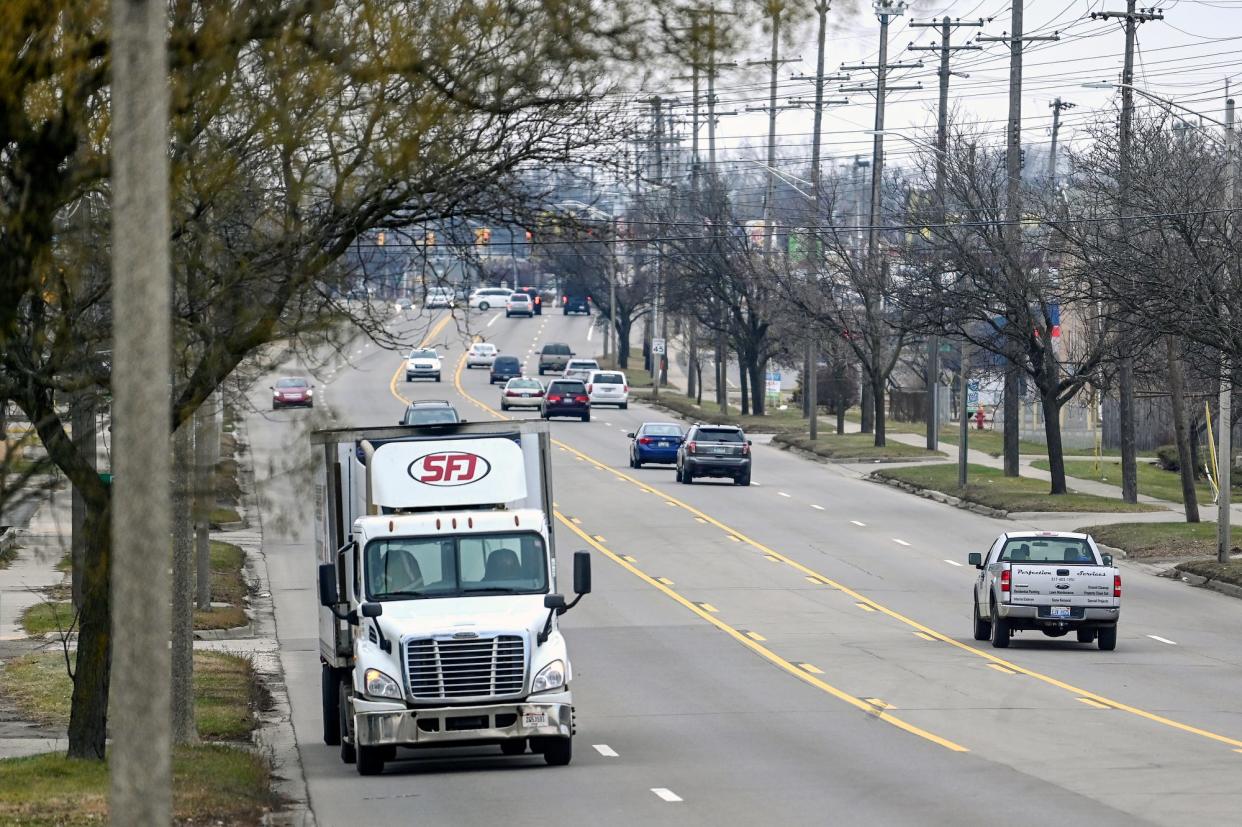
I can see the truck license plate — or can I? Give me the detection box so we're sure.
[1050,606,1071,618]
[523,711,548,728]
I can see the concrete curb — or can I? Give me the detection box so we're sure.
[868,474,1011,519]
[1170,569,1242,601]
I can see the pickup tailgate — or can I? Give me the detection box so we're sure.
[1007,564,1117,609]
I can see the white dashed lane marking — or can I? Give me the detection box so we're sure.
[892,539,911,547]
[651,788,683,803]
[944,559,963,567]
[851,520,866,527]
[487,313,501,328]
[593,744,618,757]
[778,492,791,498]
[810,504,825,510]
[1148,635,1177,646]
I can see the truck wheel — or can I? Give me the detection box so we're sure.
[500,738,527,756]
[541,737,573,766]
[339,682,356,764]
[1097,625,1118,651]
[972,597,991,641]
[989,604,1010,649]
[1076,628,1096,644]
[322,666,341,746]
[356,745,385,776]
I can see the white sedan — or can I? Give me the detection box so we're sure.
[499,377,545,410]
[465,342,498,368]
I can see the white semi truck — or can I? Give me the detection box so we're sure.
[312,420,591,775]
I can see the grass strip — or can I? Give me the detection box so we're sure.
[0,744,277,826]
[874,463,1162,513]
[773,432,944,461]
[1034,459,1213,505]
[1077,521,1229,560]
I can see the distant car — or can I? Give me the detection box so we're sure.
[399,400,461,426]
[538,343,574,375]
[563,359,600,382]
[505,293,534,318]
[542,379,591,422]
[405,347,442,382]
[562,292,590,315]
[393,297,414,313]
[489,355,522,384]
[469,287,513,311]
[586,370,628,409]
[676,424,751,486]
[500,377,545,411]
[424,287,455,308]
[628,422,683,468]
[515,287,543,315]
[465,342,498,368]
[271,376,313,409]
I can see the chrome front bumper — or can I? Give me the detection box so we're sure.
[353,697,572,747]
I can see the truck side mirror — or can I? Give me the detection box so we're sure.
[543,594,566,611]
[318,563,339,607]
[1101,553,1113,566]
[573,550,592,595]
[968,553,983,569]
[360,603,383,618]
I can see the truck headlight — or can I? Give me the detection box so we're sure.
[364,668,403,700]
[531,660,565,694]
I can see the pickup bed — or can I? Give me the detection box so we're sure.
[969,531,1121,651]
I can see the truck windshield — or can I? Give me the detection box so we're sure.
[365,533,548,600]
[1000,538,1095,564]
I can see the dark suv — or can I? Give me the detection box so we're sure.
[542,379,591,422]
[676,424,752,486]
[489,355,522,384]
[538,343,574,375]
[400,400,461,426]
[561,292,590,315]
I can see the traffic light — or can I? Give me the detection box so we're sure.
[525,230,533,242]
[424,231,436,247]
[376,231,386,246]
[474,227,491,245]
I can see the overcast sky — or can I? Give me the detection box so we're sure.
[636,0,1242,178]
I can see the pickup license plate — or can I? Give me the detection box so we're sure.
[1049,606,1071,618]
[523,711,548,728]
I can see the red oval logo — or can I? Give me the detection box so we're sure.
[407,451,492,486]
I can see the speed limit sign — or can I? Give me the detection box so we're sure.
[652,338,666,355]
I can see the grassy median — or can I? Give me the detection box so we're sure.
[640,392,827,435]
[773,432,944,462]
[1076,521,1224,560]
[874,463,1162,513]
[1034,459,1214,505]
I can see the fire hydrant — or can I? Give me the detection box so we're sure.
[974,409,986,430]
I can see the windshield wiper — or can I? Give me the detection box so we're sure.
[378,590,430,600]
[463,587,527,595]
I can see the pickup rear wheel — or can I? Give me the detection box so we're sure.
[989,603,1010,649]
[1097,625,1118,651]
[972,597,992,641]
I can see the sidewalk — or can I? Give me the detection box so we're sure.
[0,483,70,641]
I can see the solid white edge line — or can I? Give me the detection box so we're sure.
[587,325,595,341]
[1147,635,1177,645]
[651,788,683,802]
[593,744,619,757]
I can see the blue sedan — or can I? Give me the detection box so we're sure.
[628,422,684,468]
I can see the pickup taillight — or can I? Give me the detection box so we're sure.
[1114,574,1121,598]
[1000,568,1011,596]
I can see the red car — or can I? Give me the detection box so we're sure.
[271,376,314,409]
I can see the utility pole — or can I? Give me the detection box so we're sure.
[1092,1,1163,503]
[652,96,664,397]
[909,15,984,452]
[979,3,1058,477]
[1048,97,1076,182]
[840,1,921,445]
[1219,96,1235,564]
[111,0,171,821]
[805,0,831,440]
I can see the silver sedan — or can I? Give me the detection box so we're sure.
[499,377,545,411]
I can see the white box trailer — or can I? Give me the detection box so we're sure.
[312,420,591,775]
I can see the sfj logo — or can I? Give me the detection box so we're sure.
[408,452,491,486]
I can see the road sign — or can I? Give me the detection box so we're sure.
[652,338,666,355]
[967,381,980,412]
[765,371,782,400]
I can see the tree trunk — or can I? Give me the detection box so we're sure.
[1041,386,1068,495]
[872,372,887,448]
[750,359,766,417]
[1165,337,1200,522]
[68,499,111,759]
[1003,364,1020,477]
[739,360,750,416]
[616,316,632,369]
[194,396,215,610]
[171,423,197,744]
[834,359,846,435]
[861,379,874,434]
[1118,356,1139,503]
[687,325,697,400]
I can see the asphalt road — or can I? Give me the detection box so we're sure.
[243,306,1242,826]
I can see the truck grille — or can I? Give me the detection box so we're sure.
[405,636,526,700]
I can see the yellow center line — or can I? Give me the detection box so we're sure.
[446,334,1242,753]
[1078,698,1113,710]
[554,513,967,753]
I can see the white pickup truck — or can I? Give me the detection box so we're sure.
[312,420,591,775]
[969,531,1121,651]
